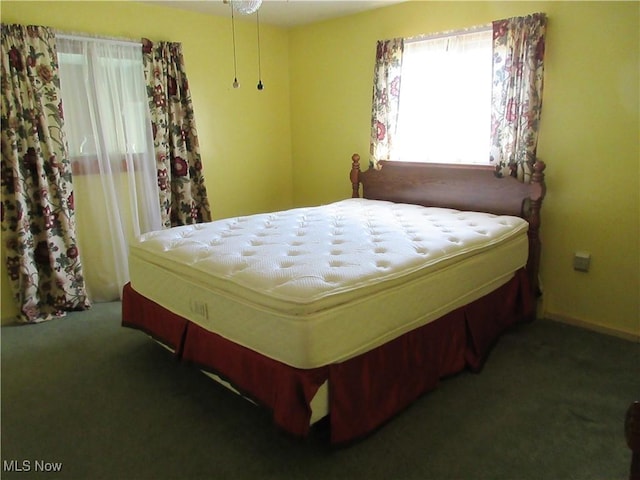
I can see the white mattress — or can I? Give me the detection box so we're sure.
[129,198,529,369]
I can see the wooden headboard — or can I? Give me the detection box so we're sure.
[349,154,547,300]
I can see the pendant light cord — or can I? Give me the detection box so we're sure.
[231,6,239,87]
[256,10,264,90]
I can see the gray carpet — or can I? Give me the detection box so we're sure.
[1,302,638,479]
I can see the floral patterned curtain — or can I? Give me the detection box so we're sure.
[1,24,90,323]
[141,38,211,228]
[369,38,404,168]
[490,13,547,183]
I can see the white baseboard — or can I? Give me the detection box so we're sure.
[545,312,640,343]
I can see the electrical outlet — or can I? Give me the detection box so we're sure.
[573,251,591,272]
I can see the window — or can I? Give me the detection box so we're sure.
[395,27,493,165]
[57,38,154,173]
[371,14,546,178]
[55,35,161,302]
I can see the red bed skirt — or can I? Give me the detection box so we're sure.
[122,269,533,444]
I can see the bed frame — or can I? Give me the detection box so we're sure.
[350,154,546,303]
[123,153,547,445]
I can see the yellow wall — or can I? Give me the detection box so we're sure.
[289,1,639,338]
[0,0,293,322]
[2,1,639,339]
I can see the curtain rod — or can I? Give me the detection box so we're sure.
[404,24,492,44]
[55,32,141,48]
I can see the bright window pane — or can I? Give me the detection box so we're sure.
[395,29,492,164]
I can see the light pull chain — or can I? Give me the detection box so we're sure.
[256,10,264,90]
[231,5,239,88]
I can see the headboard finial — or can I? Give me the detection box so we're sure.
[533,159,546,176]
[530,160,547,201]
[351,154,361,198]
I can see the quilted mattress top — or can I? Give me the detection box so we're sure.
[130,199,528,315]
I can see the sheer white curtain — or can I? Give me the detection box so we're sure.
[395,29,493,164]
[57,36,161,302]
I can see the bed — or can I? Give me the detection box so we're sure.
[122,153,546,444]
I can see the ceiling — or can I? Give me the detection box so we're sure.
[142,0,405,28]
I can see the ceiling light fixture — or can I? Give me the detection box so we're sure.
[230,0,262,15]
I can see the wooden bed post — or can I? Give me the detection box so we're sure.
[527,160,547,298]
[351,153,361,198]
